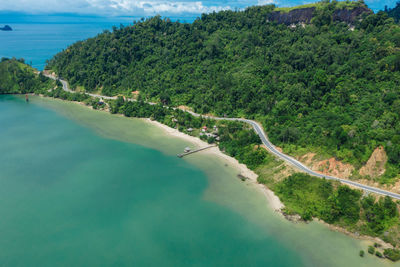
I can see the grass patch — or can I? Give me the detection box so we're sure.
[274,1,364,13]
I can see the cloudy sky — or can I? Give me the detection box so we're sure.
[0,0,395,16]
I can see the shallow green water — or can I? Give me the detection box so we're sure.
[0,95,392,266]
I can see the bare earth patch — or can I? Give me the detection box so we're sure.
[299,153,354,179]
[359,146,387,178]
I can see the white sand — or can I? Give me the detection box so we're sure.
[144,119,284,211]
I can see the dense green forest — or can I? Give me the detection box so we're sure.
[271,173,400,252]
[47,1,400,182]
[0,58,53,94]
[385,2,400,22]
[273,173,400,243]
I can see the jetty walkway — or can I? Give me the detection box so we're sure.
[177,145,216,158]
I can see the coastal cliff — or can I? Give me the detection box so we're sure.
[332,6,372,23]
[267,7,316,25]
[267,5,372,25]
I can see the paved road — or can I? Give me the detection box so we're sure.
[44,74,400,200]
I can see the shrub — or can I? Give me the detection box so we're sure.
[368,246,375,254]
[375,251,383,258]
[359,250,365,257]
[384,248,400,262]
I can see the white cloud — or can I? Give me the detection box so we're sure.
[257,0,274,5]
[103,1,230,14]
[0,0,390,15]
[1,0,233,15]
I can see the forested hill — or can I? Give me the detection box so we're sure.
[47,1,400,183]
[0,58,52,94]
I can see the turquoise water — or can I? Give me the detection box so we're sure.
[0,95,300,266]
[0,95,390,266]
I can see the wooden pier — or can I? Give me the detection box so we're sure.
[177,145,216,158]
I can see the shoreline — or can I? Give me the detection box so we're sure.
[31,94,393,250]
[142,119,393,249]
[144,118,285,211]
[317,219,394,250]
[32,94,285,211]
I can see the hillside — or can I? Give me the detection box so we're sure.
[269,1,371,25]
[0,58,53,94]
[46,1,400,184]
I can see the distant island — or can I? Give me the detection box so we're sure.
[0,25,12,31]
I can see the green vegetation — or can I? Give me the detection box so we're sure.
[361,195,399,237]
[0,58,53,94]
[385,2,400,22]
[272,173,400,245]
[375,251,383,258]
[274,0,363,13]
[359,250,364,257]
[368,246,375,254]
[47,0,400,183]
[274,3,319,13]
[273,173,362,223]
[384,248,400,261]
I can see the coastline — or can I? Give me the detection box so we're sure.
[144,118,285,211]
[3,94,387,266]
[141,119,394,250]
[34,95,285,211]
[33,94,394,251]
[318,219,394,249]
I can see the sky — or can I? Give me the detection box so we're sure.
[0,0,396,16]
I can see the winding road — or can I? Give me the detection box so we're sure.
[44,73,400,200]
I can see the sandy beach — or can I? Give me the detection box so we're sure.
[144,118,285,211]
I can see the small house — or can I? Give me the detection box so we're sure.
[187,128,193,132]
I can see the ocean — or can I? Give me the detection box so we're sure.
[0,14,392,266]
